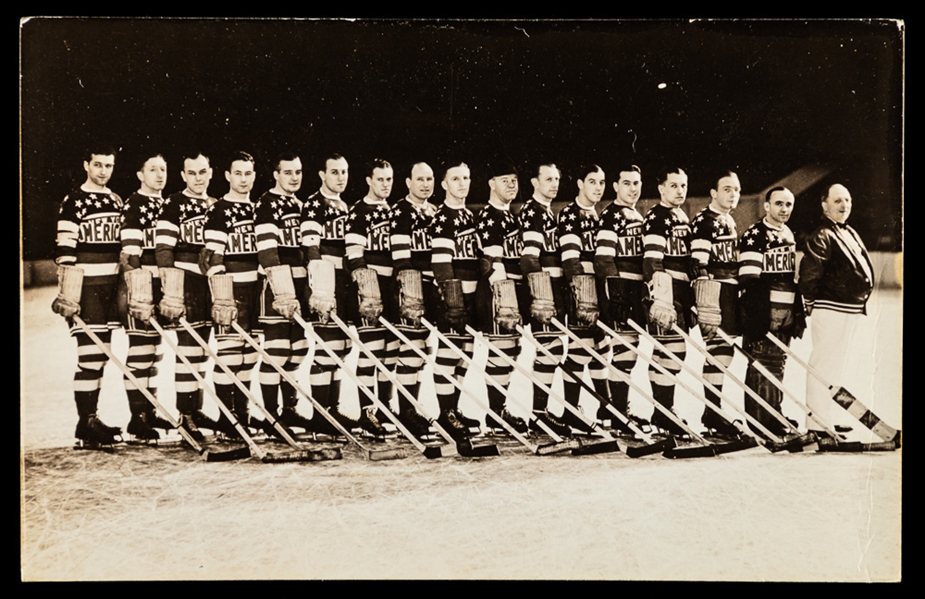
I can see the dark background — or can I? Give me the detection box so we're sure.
[20,18,903,260]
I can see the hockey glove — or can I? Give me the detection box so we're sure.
[52,264,83,318]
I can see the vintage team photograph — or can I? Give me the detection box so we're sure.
[20,18,902,581]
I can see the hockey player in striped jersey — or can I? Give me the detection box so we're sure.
[343,158,400,438]
[738,186,805,436]
[119,152,174,440]
[253,152,312,432]
[594,164,649,431]
[519,162,571,436]
[199,151,264,437]
[642,167,695,435]
[388,162,456,437]
[688,170,743,438]
[53,146,124,447]
[300,153,355,435]
[155,152,220,442]
[557,164,609,434]
[475,161,528,434]
[430,161,482,434]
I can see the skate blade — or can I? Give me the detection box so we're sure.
[73,440,116,453]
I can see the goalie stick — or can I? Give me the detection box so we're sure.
[553,318,732,458]
[294,313,449,459]
[466,325,622,456]
[330,314,498,458]
[515,324,675,458]
[670,324,820,453]
[715,330,896,453]
[177,318,342,463]
[420,317,579,456]
[71,315,250,461]
[764,332,901,447]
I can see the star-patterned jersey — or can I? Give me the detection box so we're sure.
[390,196,437,279]
[55,186,124,281]
[477,201,523,282]
[690,206,738,284]
[558,200,600,276]
[300,190,348,270]
[344,197,393,277]
[643,202,692,283]
[155,190,214,274]
[595,202,644,281]
[430,202,480,293]
[739,218,798,309]
[254,190,305,278]
[202,196,258,283]
[120,191,163,274]
[518,196,561,278]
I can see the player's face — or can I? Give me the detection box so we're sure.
[137,156,167,195]
[822,184,852,224]
[577,169,605,205]
[406,163,435,202]
[84,154,115,188]
[531,165,560,202]
[274,158,303,194]
[614,170,642,205]
[225,160,256,196]
[319,157,349,196]
[710,174,741,212]
[658,171,688,208]
[441,165,471,202]
[181,155,213,196]
[367,166,394,201]
[490,174,518,204]
[765,189,795,228]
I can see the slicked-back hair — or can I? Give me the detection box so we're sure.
[85,145,117,162]
[227,151,255,173]
[534,163,560,179]
[136,152,166,173]
[320,153,346,172]
[442,161,470,180]
[616,164,642,180]
[575,163,604,182]
[182,151,210,166]
[366,158,393,178]
[711,169,739,191]
[274,151,301,172]
[765,186,791,204]
[656,166,686,186]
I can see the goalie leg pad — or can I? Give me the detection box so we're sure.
[491,278,522,333]
[570,274,599,328]
[648,271,677,330]
[307,260,337,323]
[158,267,186,322]
[125,268,155,322]
[53,264,84,318]
[397,269,426,325]
[527,271,556,324]
[266,264,301,320]
[352,267,383,322]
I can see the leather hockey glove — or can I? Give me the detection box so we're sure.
[492,278,522,333]
[158,267,186,322]
[693,278,722,339]
[527,271,556,325]
[440,278,468,334]
[397,269,426,327]
[266,264,301,321]
[209,273,238,327]
[307,260,337,324]
[648,271,677,330]
[571,274,600,328]
[52,264,83,318]
[125,268,155,322]
[353,267,383,322]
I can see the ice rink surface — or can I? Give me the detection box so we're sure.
[21,284,901,581]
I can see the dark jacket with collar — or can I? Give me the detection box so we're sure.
[798,217,874,315]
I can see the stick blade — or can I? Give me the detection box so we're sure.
[422,444,457,459]
[261,448,343,463]
[456,439,501,457]
[571,439,621,456]
[536,438,582,455]
[367,447,411,461]
[624,436,676,458]
[817,437,899,452]
[663,442,718,459]
[767,433,816,453]
[204,446,252,462]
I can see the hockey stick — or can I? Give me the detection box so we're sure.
[377,317,501,457]
[764,332,900,446]
[178,317,341,463]
[466,325,621,456]
[515,324,674,458]
[670,324,819,453]
[420,317,578,455]
[551,318,723,458]
[294,313,448,459]
[328,313,486,458]
[70,315,251,461]
[714,329,845,441]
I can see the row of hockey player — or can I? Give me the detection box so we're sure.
[53,147,869,447]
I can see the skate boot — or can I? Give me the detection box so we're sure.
[650,407,689,437]
[279,406,316,432]
[397,397,433,439]
[145,408,175,433]
[529,410,573,438]
[76,414,122,448]
[127,412,161,442]
[486,408,528,435]
[357,406,389,439]
[190,410,221,432]
[702,409,743,441]
[436,407,471,440]
[177,413,205,444]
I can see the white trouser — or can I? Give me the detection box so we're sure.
[806,308,862,429]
